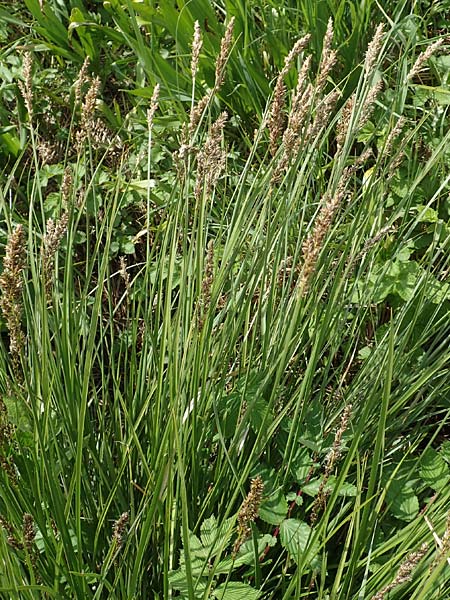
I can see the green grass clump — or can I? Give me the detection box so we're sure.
[0,1,450,598]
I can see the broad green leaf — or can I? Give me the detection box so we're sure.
[215,534,276,573]
[259,489,288,525]
[440,441,450,463]
[419,448,450,492]
[385,478,419,522]
[301,476,357,497]
[279,519,319,568]
[213,582,261,600]
[200,515,235,557]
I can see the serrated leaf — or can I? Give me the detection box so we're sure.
[168,568,207,596]
[215,534,276,573]
[301,476,357,497]
[259,489,288,525]
[200,515,235,557]
[213,582,261,599]
[419,448,450,492]
[279,519,320,568]
[440,441,450,463]
[386,478,419,522]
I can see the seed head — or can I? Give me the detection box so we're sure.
[365,23,385,77]
[0,225,27,375]
[191,20,203,79]
[18,52,33,120]
[147,83,160,132]
[233,476,264,555]
[194,111,228,200]
[215,17,235,89]
[74,56,90,105]
[407,38,443,81]
[370,543,428,600]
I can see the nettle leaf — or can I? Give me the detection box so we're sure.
[169,567,207,596]
[440,441,450,464]
[301,476,357,498]
[259,489,288,525]
[169,515,236,593]
[385,478,419,522]
[212,582,261,599]
[215,534,276,573]
[201,515,235,550]
[392,261,420,301]
[419,448,450,492]
[411,205,439,223]
[351,261,421,305]
[279,519,320,569]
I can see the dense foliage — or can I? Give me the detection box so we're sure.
[0,1,450,598]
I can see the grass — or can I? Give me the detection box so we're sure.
[0,1,450,598]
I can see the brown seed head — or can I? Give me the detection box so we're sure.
[191,20,203,79]
[74,56,90,105]
[18,52,33,119]
[407,38,443,81]
[233,476,264,555]
[215,17,235,89]
[195,111,228,200]
[370,543,428,600]
[147,83,160,132]
[364,23,385,77]
[0,225,27,372]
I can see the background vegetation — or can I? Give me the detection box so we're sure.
[0,0,450,598]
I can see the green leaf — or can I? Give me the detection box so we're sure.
[259,489,288,525]
[213,582,261,600]
[301,476,357,497]
[440,441,450,463]
[200,515,235,558]
[215,534,276,573]
[279,519,319,568]
[419,448,450,492]
[385,478,419,522]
